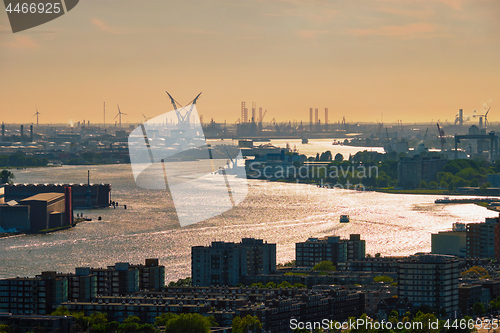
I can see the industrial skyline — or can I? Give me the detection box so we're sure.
[0,0,498,124]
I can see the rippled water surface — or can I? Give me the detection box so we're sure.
[0,161,496,281]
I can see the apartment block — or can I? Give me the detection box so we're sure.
[192,238,276,287]
[295,234,365,268]
[466,217,500,260]
[0,272,68,315]
[397,254,459,317]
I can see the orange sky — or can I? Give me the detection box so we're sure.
[0,0,498,125]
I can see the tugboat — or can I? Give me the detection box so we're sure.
[339,215,350,223]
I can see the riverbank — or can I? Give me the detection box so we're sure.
[0,218,87,238]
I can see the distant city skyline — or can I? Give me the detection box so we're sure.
[0,0,498,124]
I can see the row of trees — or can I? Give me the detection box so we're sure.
[0,153,48,167]
[37,306,262,333]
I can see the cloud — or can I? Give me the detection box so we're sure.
[91,18,127,34]
[297,29,329,39]
[437,0,463,10]
[349,22,435,39]
[2,35,39,49]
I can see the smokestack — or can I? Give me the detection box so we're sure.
[244,108,248,123]
[309,108,313,130]
[241,102,246,123]
[30,124,33,142]
[325,108,328,131]
[252,102,256,123]
[20,125,24,142]
[1,123,4,142]
[315,108,319,130]
[479,117,483,129]
[65,186,73,225]
[459,109,463,126]
[259,107,263,123]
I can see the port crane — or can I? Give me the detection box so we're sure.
[437,123,446,151]
[260,109,267,123]
[165,91,202,128]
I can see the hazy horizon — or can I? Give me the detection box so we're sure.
[0,0,498,125]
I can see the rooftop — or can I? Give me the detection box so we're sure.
[20,192,64,202]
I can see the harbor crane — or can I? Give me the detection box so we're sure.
[165,91,202,128]
[437,123,446,151]
[260,109,267,123]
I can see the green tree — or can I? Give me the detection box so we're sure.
[278,281,293,288]
[334,153,344,162]
[419,180,427,188]
[311,261,336,272]
[428,181,438,189]
[164,313,211,333]
[373,275,393,283]
[293,283,307,288]
[265,281,276,288]
[155,313,177,327]
[50,306,71,316]
[473,302,486,316]
[0,170,14,184]
[0,324,10,333]
[232,315,262,333]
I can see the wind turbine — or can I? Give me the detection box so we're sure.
[114,105,127,128]
[141,113,151,123]
[32,108,41,126]
[473,107,491,128]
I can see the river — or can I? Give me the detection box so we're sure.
[0,156,496,281]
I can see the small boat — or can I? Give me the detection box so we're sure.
[301,137,309,144]
[340,215,350,223]
[435,197,451,203]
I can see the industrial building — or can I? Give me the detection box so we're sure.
[192,238,276,287]
[5,183,111,208]
[0,189,72,233]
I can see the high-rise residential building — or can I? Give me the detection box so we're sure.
[296,236,347,268]
[89,263,139,296]
[191,238,276,287]
[295,234,365,268]
[347,234,366,261]
[131,258,166,291]
[397,155,447,188]
[397,254,459,317]
[46,267,96,302]
[0,272,68,315]
[466,217,500,260]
